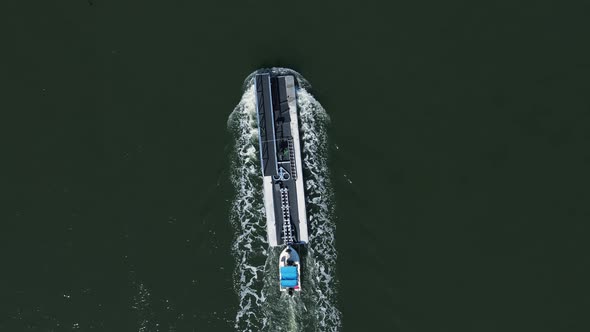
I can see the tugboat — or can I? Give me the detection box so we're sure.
[254,72,308,293]
[279,246,301,294]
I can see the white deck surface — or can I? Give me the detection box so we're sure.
[262,175,278,246]
[285,76,309,243]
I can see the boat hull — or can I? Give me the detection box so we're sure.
[279,246,301,292]
[255,73,309,247]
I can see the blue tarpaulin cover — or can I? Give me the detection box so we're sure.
[281,279,298,287]
[280,266,298,280]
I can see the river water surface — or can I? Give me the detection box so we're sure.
[3,1,589,331]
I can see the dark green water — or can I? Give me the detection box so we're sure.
[3,0,590,331]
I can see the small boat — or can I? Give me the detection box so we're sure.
[279,246,301,294]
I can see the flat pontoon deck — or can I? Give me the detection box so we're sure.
[255,73,308,246]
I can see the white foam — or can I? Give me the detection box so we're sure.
[130,273,158,332]
[228,68,341,331]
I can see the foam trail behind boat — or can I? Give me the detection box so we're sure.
[228,83,267,331]
[228,68,341,331]
[130,272,157,332]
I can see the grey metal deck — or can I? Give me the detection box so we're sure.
[255,73,308,246]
